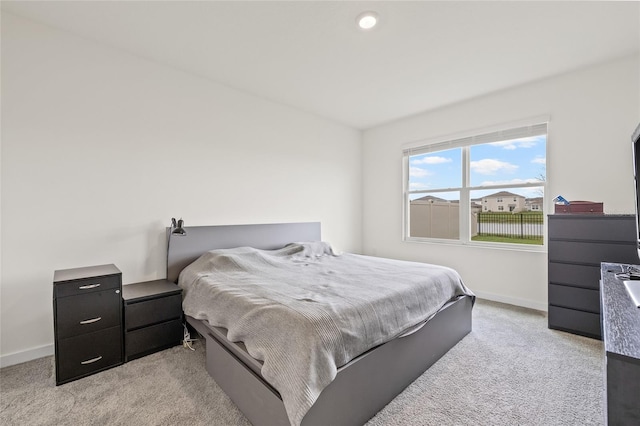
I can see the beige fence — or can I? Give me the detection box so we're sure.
[410,202,478,239]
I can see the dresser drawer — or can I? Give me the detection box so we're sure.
[125,294,182,330]
[548,262,601,290]
[548,241,638,265]
[55,274,121,298]
[56,326,122,385]
[125,319,183,361]
[548,305,601,339]
[548,216,635,242]
[55,289,122,339]
[549,284,600,314]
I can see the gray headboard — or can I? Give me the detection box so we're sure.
[166,222,321,283]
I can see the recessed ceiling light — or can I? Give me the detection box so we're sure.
[356,11,379,30]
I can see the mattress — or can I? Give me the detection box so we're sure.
[179,242,474,426]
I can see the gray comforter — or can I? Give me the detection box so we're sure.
[179,242,474,426]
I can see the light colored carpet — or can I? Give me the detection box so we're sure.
[0,300,604,425]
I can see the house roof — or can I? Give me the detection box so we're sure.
[411,195,448,203]
[483,191,524,199]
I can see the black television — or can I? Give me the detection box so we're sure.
[633,122,640,262]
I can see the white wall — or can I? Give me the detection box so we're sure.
[363,55,640,310]
[0,14,362,365]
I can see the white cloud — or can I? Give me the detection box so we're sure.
[489,137,539,150]
[409,167,432,178]
[409,182,429,190]
[480,178,544,186]
[520,187,545,198]
[411,156,452,165]
[531,157,546,165]
[470,159,518,175]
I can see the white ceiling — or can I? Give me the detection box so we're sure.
[3,1,639,129]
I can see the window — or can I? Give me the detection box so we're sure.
[404,121,547,247]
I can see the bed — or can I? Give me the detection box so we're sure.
[167,222,474,426]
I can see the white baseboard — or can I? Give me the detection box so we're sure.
[473,290,547,312]
[0,344,54,368]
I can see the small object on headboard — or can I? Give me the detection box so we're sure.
[166,217,187,279]
[170,218,187,236]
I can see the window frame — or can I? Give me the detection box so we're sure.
[402,118,548,251]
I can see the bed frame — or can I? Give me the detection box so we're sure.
[167,222,473,426]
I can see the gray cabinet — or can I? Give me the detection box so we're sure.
[53,264,123,385]
[548,215,636,339]
[601,263,640,425]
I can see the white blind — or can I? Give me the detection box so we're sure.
[403,122,548,157]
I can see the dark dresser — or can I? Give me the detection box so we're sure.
[122,279,183,361]
[600,263,640,425]
[53,264,123,385]
[548,214,637,339]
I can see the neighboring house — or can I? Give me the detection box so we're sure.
[471,198,483,214]
[525,197,543,211]
[481,191,526,212]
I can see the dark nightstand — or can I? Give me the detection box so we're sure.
[53,264,124,385]
[122,279,183,361]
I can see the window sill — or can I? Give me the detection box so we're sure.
[403,237,547,253]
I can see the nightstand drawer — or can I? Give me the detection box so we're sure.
[125,319,183,361]
[56,289,122,338]
[125,294,182,330]
[56,326,122,384]
[55,274,121,298]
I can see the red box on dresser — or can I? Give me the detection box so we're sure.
[554,201,604,214]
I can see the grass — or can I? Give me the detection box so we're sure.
[471,235,544,245]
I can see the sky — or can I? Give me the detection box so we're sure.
[409,135,546,200]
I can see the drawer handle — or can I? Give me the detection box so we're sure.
[78,283,101,290]
[80,356,102,365]
[79,317,102,325]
